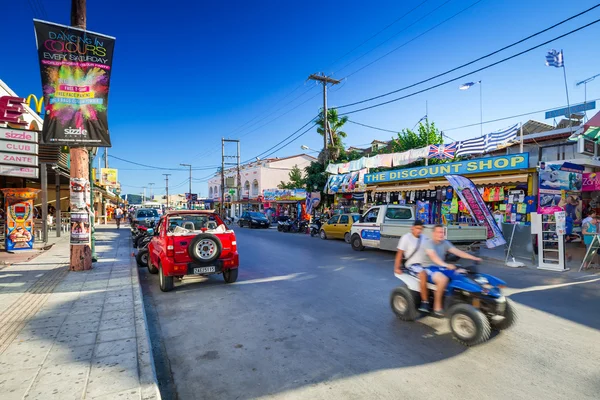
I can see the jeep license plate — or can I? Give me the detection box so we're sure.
[193,266,215,274]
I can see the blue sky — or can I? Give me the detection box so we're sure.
[3,0,600,197]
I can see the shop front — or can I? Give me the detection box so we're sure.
[263,189,307,220]
[363,154,535,227]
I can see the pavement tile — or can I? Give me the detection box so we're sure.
[28,361,88,399]
[14,325,61,342]
[0,340,52,369]
[99,315,135,332]
[90,387,141,400]
[102,308,134,321]
[58,319,100,335]
[55,331,97,346]
[70,303,104,315]
[94,338,137,358]
[24,314,67,329]
[44,343,94,365]
[63,311,102,325]
[86,351,139,398]
[97,325,136,343]
[103,301,133,312]
[0,367,38,400]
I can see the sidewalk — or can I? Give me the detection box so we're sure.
[0,225,160,400]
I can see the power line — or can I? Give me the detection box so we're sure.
[334,0,455,75]
[347,120,399,133]
[241,117,318,164]
[108,155,218,171]
[338,17,600,115]
[337,3,600,109]
[260,123,318,160]
[344,0,484,79]
[327,0,431,70]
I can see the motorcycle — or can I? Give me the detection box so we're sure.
[309,217,322,237]
[132,223,155,248]
[276,216,290,232]
[390,259,517,346]
[290,219,308,234]
[136,235,153,267]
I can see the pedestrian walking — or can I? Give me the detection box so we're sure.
[115,205,124,229]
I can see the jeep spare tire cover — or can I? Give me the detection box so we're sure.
[188,233,222,263]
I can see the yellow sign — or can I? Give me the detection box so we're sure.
[101,168,118,185]
[25,94,43,114]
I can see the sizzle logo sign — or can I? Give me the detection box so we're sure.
[64,127,88,136]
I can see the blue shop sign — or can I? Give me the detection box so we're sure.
[364,154,529,184]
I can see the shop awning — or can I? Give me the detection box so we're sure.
[373,183,433,192]
[462,173,529,186]
[370,173,529,193]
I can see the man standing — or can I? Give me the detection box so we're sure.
[114,205,123,229]
[394,220,428,305]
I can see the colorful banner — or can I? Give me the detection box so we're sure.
[582,172,600,192]
[365,154,528,184]
[445,175,506,248]
[33,20,115,146]
[101,168,118,185]
[538,162,583,215]
[2,188,40,251]
[263,189,307,202]
[306,191,321,214]
[70,212,90,245]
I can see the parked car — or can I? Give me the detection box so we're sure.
[147,210,239,292]
[320,213,361,243]
[238,211,270,229]
[132,208,160,229]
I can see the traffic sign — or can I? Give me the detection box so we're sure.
[545,101,596,119]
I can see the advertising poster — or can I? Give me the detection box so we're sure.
[446,175,506,248]
[70,212,90,245]
[263,189,307,202]
[538,162,583,214]
[33,20,115,146]
[101,168,118,185]
[555,211,566,236]
[70,177,90,210]
[6,200,35,251]
[582,172,600,192]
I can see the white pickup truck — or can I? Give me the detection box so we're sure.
[349,204,487,252]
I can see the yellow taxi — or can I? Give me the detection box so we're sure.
[319,213,361,243]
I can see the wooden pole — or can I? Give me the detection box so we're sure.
[70,0,92,270]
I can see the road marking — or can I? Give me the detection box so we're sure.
[302,314,317,323]
[234,272,304,285]
[504,277,600,296]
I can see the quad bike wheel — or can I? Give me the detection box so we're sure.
[448,304,491,346]
[490,299,517,331]
[390,287,419,321]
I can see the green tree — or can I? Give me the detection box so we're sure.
[278,164,305,189]
[387,121,444,166]
[316,108,348,162]
[304,161,328,193]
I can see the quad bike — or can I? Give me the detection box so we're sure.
[390,259,517,346]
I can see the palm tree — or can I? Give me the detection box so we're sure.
[315,108,348,162]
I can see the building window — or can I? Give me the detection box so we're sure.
[209,187,213,198]
[252,180,259,196]
[244,181,250,195]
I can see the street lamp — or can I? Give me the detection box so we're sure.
[301,145,319,154]
[148,182,155,200]
[180,163,192,209]
[576,73,600,121]
[459,80,483,136]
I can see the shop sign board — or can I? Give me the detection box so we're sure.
[0,165,39,178]
[0,127,38,143]
[364,154,529,184]
[0,140,38,154]
[33,20,115,147]
[0,151,38,167]
[263,188,307,201]
[0,96,28,126]
[582,172,600,192]
[101,168,118,185]
[545,101,595,119]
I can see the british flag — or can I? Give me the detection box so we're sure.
[428,142,458,159]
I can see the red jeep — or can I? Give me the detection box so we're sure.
[147,210,239,292]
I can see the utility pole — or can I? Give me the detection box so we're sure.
[142,186,146,203]
[180,163,192,209]
[308,73,340,164]
[221,139,225,220]
[148,183,155,200]
[163,174,171,209]
[104,147,108,168]
[70,0,92,271]
[237,140,241,219]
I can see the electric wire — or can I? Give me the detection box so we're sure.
[337,17,600,115]
[336,3,600,109]
[108,155,219,171]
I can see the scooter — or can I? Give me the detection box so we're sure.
[136,235,152,267]
[390,259,517,346]
[132,224,154,248]
[277,216,290,232]
[310,217,322,237]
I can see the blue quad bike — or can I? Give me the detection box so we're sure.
[390,260,517,346]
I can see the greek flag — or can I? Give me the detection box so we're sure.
[545,49,564,68]
[486,123,519,151]
[455,124,519,157]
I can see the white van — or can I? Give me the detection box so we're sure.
[143,202,164,216]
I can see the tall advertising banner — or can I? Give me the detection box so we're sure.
[445,175,506,249]
[101,168,118,185]
[33,20,115,146]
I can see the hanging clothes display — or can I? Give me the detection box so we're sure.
[326,163,339,174]
[378,153,394,168]
[365,156,379,168]
[338,162,350,174]
[450,197,459,213]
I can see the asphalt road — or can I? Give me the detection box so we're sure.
[139,227,600,400]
